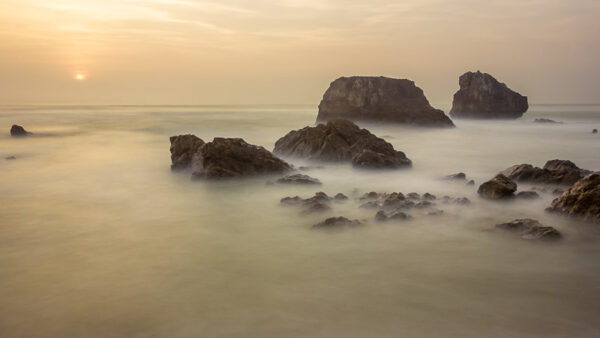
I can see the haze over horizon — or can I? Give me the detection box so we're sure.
[1,0,599,105]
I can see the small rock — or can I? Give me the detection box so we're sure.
[415,201,434,208]
[334,193,348,201]
[422,193,436,200]
[375,211,388,222]
[466,180,475,186]
[478,174,517,199]
[303,201,331,213]
[280,196,303,205]
[10,125,32,137]
[427,209,444,216]
[407,192,420,200]
[516,191,540,199]
[359,201,380,209]
[389,211,412,221]
[276,174,321,185]
[313,217,362,229]
[593,129,598,134]
[495,218,562,241]
[5,156,16,160]
[444,172,466,181]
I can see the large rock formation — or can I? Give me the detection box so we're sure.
[501,159,591,186]
[273,119,412,169]
[316,76,454,127]
[449,71,528,119]
[478,174,517,199]
[169,134,205,170]
[10,124,32,137]
[169,135,291,179]
[548,173,600,222]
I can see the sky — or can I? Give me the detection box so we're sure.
[0,0,598,105]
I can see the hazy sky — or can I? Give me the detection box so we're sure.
[0,0,598,105]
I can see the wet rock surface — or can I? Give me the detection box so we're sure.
[478,174,517,199]
[495,218,562,241]
[10,125,32,137]
[548,173,600,222]
[501,159,591,186]
[316,76,454,127]
[275,174,321,185]
[273,119,412,169]
[313,217,362,229]
[169,134,205,170]
[450,71,528,119]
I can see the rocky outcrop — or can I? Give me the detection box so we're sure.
[449,71,528,119]
[313,217,362,229]
[547,173,600,222]
[478,174,517,199]
[10,125,32,137]
[280,192,348,214]
[495,219,562,241]
[276,174,321,185]
[316,76,454,127]
[192,138,291,179]
[501,160,591,186]
[169,134,205,170]
[273,119,411,169]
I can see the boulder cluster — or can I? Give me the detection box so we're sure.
[501,159,591,186]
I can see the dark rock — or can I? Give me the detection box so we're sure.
[415,201,434,208]
[495,218,562,241]
[276,174,321,185]
[466,180,475,186]
[516,191,540,199]
[5,156,16,160]
[593,129,598,134]
[280,196,303,205]
[548,173,600,222]
[334,193,348,201]
[443,172,466,181]
[449,71,528,119]
[407,192,420,200]
[375,211,388,222]
[552,188,564,196]
[455,197,471,205]
[191,138,291,179]
[501,160,591,186]
[10,125,32,137]
[359,201,380,209]
[169,134,205,170]
[303,201,331,213]
[360,192,381,200]
[423,193,436,200]
[316,76,454,127]
[313,217,362,229]
[478,174,517,199]
[388,211,412,221]
[274,119,411,169]
[533,118,562,124]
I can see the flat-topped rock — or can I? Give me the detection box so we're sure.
[273,119,411,169]
[316,76,454,127]
[450,71,528,119]
[548,173,600,222]
[313,217,362,229]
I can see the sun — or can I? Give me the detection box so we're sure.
[75,74,85,80]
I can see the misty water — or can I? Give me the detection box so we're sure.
[1,104,600,337]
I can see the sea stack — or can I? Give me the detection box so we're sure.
[316,76,454,127]
[450,71,528,119]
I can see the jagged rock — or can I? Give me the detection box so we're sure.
[534,118,562,124]
[169,134,205,170]
[443,172,466,181]
[313,217,362,229]
[10,125,32,137]
[191,138,291,179]
[501,160,591,186]
[478,174,517,199]
[273,119,411,169]
[449,71,528,119]
[276,174,321,185]
[516,191,540,199]
[495,219,562,241]
[547,173,600,222]
[316,76,454,127]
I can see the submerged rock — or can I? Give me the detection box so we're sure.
[316,76,454,127]
[273,119,411,169]
[547,173,600,222]
[501,160,591,186]
[169,134,205,170]
[478,174,517,199]
[443,172,467,181]
[5,156,16,160]
[593,129,598,134]
[449,71,528,119]
[516,191,540,199]
[192,138,291,179]
[534,118,562,124]
[10,125,32,137]
[495,218,562,241]
[313,217,362,229]
[276,174,321,185]
[375,210,411,222]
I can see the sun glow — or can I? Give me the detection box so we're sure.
[75,74,85,80]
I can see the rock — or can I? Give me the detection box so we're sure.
[313,217,362,229]
[407,192,420,200]
[375,210,411,222]
[316,76,454,127]
[276,174,321,185]
[443,172,466,181]
[501,160,591,186]
[427,209,444,216]
[593,129,598,134]
[415,201,434,208]
[280,196,303,205]
[10,125,32,137]
[334,193,348,201]
[359,201,380,209]
[423,193,436,200]
[191,138,291,179]
[375,211,388,222]
[495,218,562,241]
[466,180,475,186]
[273,119,411,169]
[303,201,331,213]
[360,192,381,201]
[449,71,528,119]
[478,174,517,199]
[5,156,16,160]
[533,118,562,124]
[547,173,600,222]
[169,134,205,170]
[516,191,540,199]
